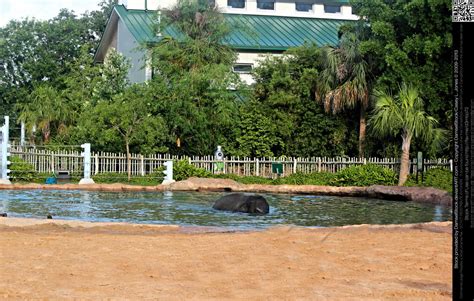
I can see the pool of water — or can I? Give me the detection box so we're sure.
[0,190,451,230]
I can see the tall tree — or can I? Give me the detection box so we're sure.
[316,31,371,157]
[246,45,358,157]
[81,84,168,180]
[18,85,76,143]
[351,0,452,134]
[369,84,446,185]
[149,0,243,155]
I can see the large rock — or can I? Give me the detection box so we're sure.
[366,185,452,205]
[164,177,242,191]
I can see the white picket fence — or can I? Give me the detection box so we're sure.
[9,145,452,178]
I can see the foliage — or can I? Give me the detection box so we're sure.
[156,0,236,71]
[18,84,77,143]
[172,159,212,181]
[79,83,169,155]
[405,167,452,194]
[0,5,114,115]
[211,174,275,185]
[1,0,452,163]
[369,83,446,185]
[329,164,398,186]
[274,172,335,185]
[8,156,36,182]
[147,0,244,156]
[92,171,165,186]
[240,47,358,157]
[316,30,372,156]
[351,0,452,156]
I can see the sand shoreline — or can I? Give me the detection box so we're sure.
[0,218,452,300]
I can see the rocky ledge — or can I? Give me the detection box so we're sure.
[0,177,452,206]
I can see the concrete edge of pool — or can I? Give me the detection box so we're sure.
[0,177,452,206]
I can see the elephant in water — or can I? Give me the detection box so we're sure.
[212,193,269,214]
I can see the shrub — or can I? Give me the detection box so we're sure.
[274,172,335,185]
[211,173,275,184]
[405,167,452,193]
[9,156,36,182]
[92,171,164,186]
[172,159,212,181]
[329,164,398,187]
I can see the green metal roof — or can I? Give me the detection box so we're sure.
[114,5,350,51]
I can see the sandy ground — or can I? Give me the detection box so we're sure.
[0,218,451,300]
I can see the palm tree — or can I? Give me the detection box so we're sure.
[369,84,446,186]
[316,31,370,157]
[18,85,75,143]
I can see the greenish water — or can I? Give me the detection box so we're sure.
[0,190,451,230]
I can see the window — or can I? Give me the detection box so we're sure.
[295,2,312,12]
[324,4,341,13]
[228,0,245,8]
[257,0,275,10]
[233,64,253,73]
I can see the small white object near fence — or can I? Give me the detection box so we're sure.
[9,144,452,178]
[0,116,12,184]
[79,143,94,185]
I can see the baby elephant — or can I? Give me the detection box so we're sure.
[212,193,269,214]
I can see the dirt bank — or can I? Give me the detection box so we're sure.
[0,218,452,300]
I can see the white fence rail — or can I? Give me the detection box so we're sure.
[10,146,452,178]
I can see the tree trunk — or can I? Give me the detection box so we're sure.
[43,123,51,144]
[398,132,412,186]
[126,140,131,181]
[358,105,367,158]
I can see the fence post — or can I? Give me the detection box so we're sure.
[51,154,55,174]
[140,155,145,176]
[94,153,99,175]
[293,158,297,174]
[0,116,11,184]
[20,121,25,147]
[255,158,259,176]
[317,157,321,173]
[79,143,95,184]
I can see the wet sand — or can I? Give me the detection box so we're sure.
[0,218,451,300]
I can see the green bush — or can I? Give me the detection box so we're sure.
[172,159,212,181]
[211,173,275,184]
[9,156,36,182]
[274,172,335,185]
[92,170,164,186]
[329,164,398,187]
[405,167,452,193]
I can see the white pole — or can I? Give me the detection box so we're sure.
[20,121,25,147]
[161,160,175,185]
[79,143,95,184]
[0,116,11,184]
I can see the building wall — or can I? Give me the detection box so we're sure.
[120,0,357,20]
[217,0,357,20]
[235,52,281,84]
[117,18,147,83]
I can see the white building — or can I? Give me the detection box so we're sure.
[94,0,358,84]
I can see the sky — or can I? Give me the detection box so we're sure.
[0,0,102,27]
